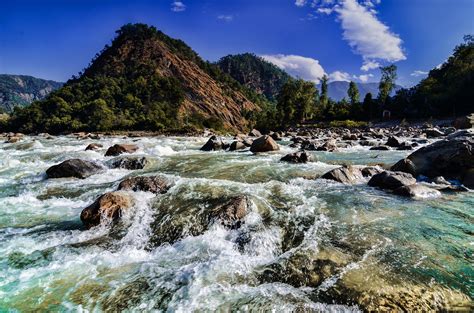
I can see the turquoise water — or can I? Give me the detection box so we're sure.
[0,135,472,311]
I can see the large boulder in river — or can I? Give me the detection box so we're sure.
[386,136,402,147]
[80,192,133,228]
[250,135,279,153]
[321,166,364,184]
[402,137,474,187]
[200,135,225,151]
[317,139,338,152]
[280,151,311,163]
[110,156,148,170]
[46,159,103,179]
[105,144,139,156]
[423,128,445,138]
[368,171,416,190]
[118,175,170,194]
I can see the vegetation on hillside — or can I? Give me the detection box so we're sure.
[0,75,62,113]
[4,24,265,134]
[216,53,291,102]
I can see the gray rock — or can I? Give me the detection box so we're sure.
[46,159,103,179]
[280,151,311,163]
[321,166,364,184]
[105,144,139,156]
[393,184,441,198]
[110,157,148,170]
[368,171,417,190]
[117,175,171,194]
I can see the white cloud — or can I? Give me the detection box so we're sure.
[357,73,374,82]
[261,54,326,83]
[217,15,234,22]
[410,70,428,77]
[314,0,406,69]
[329,70,351,82]
[171,1,186,12]
[295,0,308,7]
[360,60,380,71]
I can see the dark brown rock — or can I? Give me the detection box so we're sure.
[118,175,170,194]
[110,157,148,170]
[80,192,133,228]
[200,136,225,151]
[105,144,139,156]
[250,135,280,153]
[280,151,311,163]
[209,196,249,229]
[85,143,103,151]
[321,166,364,184]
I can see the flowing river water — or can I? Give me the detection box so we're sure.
[0,135,472,311]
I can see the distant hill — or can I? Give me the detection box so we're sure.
[216,53,291,102]
[326,81,402,102]
[7,24,263,133]
[0,74,62,113]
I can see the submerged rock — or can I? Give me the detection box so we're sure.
[80,192,133,228]
[46,159,103,179]
[424,128,445,138]
[370,145,390,151]
[280,151,311,163]
[105,144,139,156]
[250,135,279,153]
[110,156,148,170]
[117,175,170,194]
[393,184,441,198]
[200,135,225,151]
[368,171,416,190]
[209,196,250,229]
[317,139,338,152]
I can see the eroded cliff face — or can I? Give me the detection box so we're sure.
[82,26,260,132]
[0,74,62,112]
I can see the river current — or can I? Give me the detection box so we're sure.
[0,135,472,311]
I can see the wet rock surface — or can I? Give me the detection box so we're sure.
[109,156,148,170]
[105,144,139,156]
[117,175,170,194]
[250,135,280,153]
[46,159,104,179]
[80,192,133,228]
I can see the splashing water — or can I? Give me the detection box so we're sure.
[0,135,472,311]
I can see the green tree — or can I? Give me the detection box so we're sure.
[362,92,375,120]
[276,79,317,128]
[347,81,360,105]
[378,65,398,105]
[320,75,329,106]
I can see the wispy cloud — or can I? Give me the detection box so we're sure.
[171,1,186,12]
[357,73,374,82]
[261,54,326,83]
[309,0,406,70]
[295,0,308,7]
[410,70,428,77]
[217,15,234,22]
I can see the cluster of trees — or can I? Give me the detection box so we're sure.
[252,35,472,130]
[4,24,269,134]
[251,65,398,130]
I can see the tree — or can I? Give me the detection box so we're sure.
[362,92,375,120]
[276,79,317,128]
[378,65,397,106]
[347,81,360,105]
[320,75,329,106]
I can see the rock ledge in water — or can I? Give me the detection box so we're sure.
[118,175,170,194]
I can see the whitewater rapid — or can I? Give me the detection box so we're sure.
[0,135,472,311]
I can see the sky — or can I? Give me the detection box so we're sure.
[0,0,473,87]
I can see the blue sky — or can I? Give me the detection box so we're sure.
[1,0,473,87]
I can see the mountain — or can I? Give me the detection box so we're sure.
[216,53,291,102]
[0,74,62,113]
[7,24,261,133]
[326,81,402,102]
